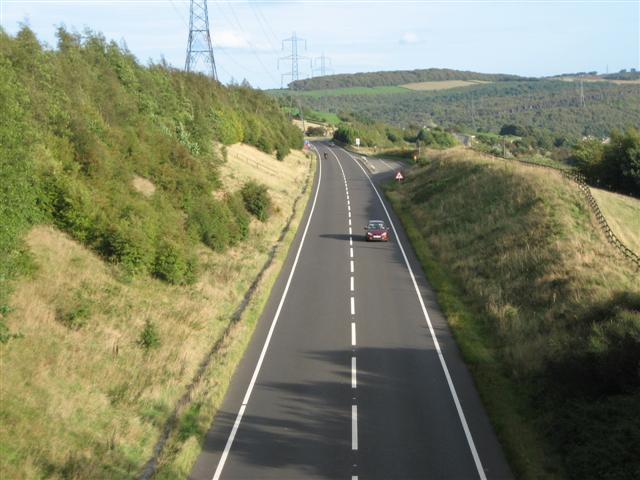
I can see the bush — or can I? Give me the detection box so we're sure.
[152,241,196,285]
[137,319,160,351]
[241,181,272,222]
[306,126,325,136]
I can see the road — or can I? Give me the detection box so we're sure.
[190,142,513,480]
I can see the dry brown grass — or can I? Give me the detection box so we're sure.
[401,80,490,91]
[556,76,640,85]
[591,187,640,255]
[0,144,314,479]
[131,175,156,197]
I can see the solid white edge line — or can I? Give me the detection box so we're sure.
[350,296,355,315]
[351,322,356,346]
[342,148,488,480]
[211,146,323,480]
[352,405,358,450]
[351,357,357,388]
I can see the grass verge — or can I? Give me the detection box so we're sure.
[384,149,639,480]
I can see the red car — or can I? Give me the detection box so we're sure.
[365,220,390,242]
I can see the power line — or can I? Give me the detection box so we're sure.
[279,32,310,88]
[213,0,279,85]
[313,52,333,77]
[185,0,218,80]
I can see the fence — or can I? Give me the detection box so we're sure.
[504,156,640,270]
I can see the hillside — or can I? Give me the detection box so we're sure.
[0,26,313,478]
[386,149,640,479]
[285,78,640,140]
[288,67,526,90]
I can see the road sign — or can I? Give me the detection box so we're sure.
[395,171,404,181]
[355,138,360,147]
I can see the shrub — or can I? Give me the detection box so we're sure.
[241,181,272,222]
[137,319,160,351]
[152,241,196,285]
[306,126,325,136]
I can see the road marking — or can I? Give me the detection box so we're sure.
[350,260,354,273]
[351,322,356,345]
[348,211,351,219]
[380,159,393,170]
[350,247,354,258]
[350,276,354,291]
[344,148,488,480]
[351,357,357,388]
[350,296,355,315]
[349,236,353,246]
[348,218,352,226]
[211,147,323,480]
[352,405,358,450]
[349,227,352,236]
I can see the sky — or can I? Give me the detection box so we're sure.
[1,0,639,89]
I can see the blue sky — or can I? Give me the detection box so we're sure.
[1,0,638,89]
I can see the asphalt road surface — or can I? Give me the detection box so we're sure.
[190,142,513,480]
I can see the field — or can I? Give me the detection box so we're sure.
[591,187,640,255]
[556,76,640,85]
[270,85,408,97]
[386,148,640,479]
[401,80,490,90]
[0,144,315,479]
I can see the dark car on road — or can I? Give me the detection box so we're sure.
[365,220,390,242]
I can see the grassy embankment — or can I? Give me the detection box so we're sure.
[1,144,314,479]
[386,148,640,480]
[0,26,314,478]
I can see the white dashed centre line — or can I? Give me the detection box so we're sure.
[350,297,355,315]
[350,276,354,292]
[351,322,356,346]
[350,247,354,258]
[351,357,357,388]
[350,260,354,273]
[352,405,358,450]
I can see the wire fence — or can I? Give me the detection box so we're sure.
[501,155,640,270]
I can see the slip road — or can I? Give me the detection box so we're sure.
[190,142,512,479]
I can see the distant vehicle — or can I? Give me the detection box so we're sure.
[364,220,390,242]
[329,142,335,146]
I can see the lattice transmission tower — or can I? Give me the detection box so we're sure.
[313,53,333,77]
[185,0,218,80]
[278,32,310,88]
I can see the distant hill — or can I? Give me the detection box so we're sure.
[289,68,528,90]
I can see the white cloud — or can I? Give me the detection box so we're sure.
[400,32,419,45]
[213,30,271,51]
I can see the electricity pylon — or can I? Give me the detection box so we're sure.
[278,32,310,88]
[185,0,218,80]
[313,53,333,77]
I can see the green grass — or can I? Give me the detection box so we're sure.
[591,188,640,255]
[385,149,640,480]
[270,86,408,98]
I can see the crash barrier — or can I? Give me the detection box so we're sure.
[504,156,640,270]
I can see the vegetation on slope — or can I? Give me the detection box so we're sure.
[288,67,526,90]
[284,79,640,140]
[0,145,313,479]
[0,25,313,478]
[386,149,640,479]
[0,26,302,312]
